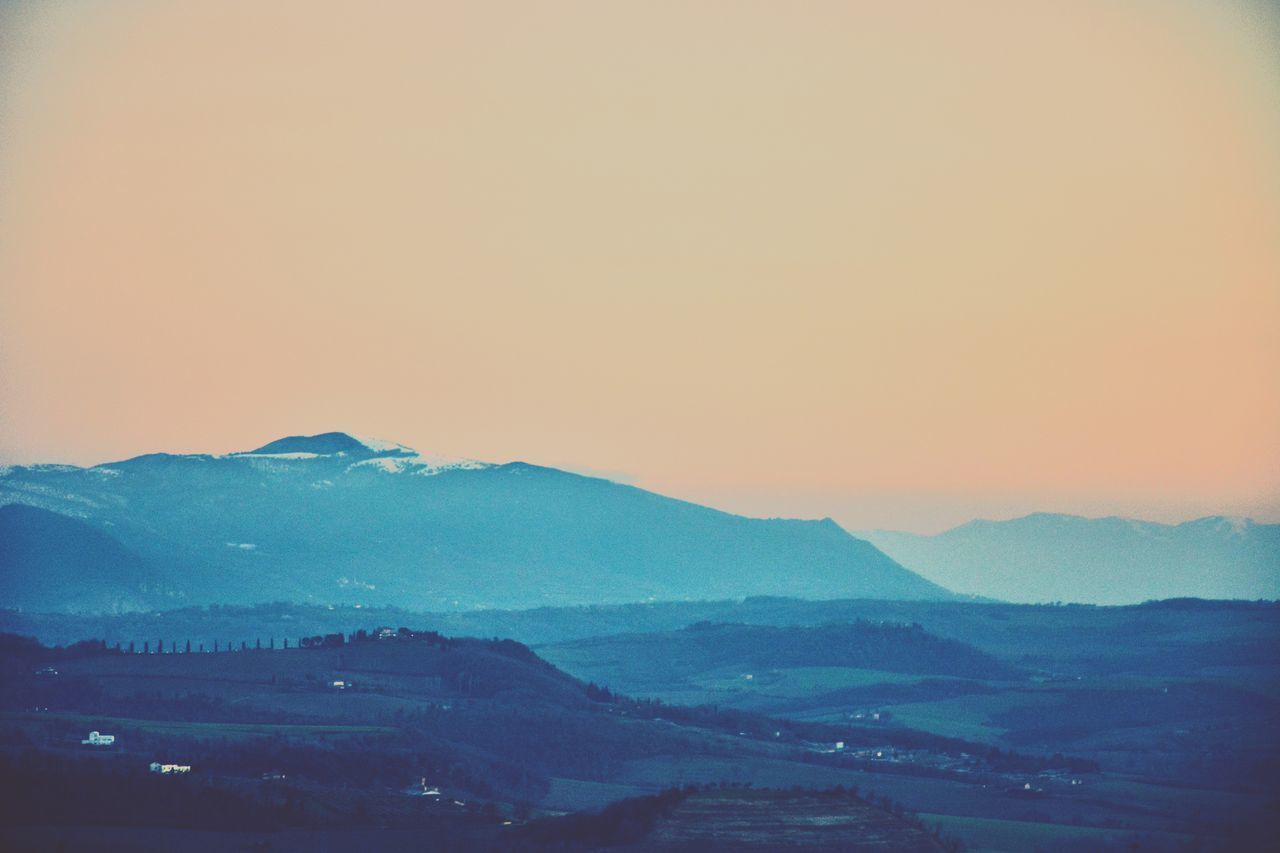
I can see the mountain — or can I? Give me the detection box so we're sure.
[0,504,172,613]
[0,433,949,612]
[859,513,1280,604]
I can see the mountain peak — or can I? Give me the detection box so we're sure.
[242,432,415,458]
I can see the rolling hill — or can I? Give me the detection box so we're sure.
[0,433,949,612]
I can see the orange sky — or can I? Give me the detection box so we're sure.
[1,0,1278,532]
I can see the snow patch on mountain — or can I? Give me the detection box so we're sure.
[351,435,417,456]
[347,453,491,476]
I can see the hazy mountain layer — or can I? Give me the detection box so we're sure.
[859,513,1280,604]
[0,433,948,612]
[0,504,174,613]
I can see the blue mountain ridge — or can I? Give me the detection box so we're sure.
[0,433,950,613]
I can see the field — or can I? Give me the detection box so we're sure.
[919,813,1195,853]
[0,711,396,740]
[2,599,1276,850]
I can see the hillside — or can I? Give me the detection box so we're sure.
[3,617,1272,850]
[859,513,1280,604]
[540,620,1021,694]
[0,505,172,613]
[633,789,949,851]
[520,788,950,851]
[0,433,948,612]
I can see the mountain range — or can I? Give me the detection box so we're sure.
[859,512,1280,605]
[0,432,947,613]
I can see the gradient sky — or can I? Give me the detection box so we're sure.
[1,0,1278,533]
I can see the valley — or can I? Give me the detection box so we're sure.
[2,596,1275,851]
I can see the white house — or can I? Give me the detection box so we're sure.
[149,762,191,774]
[82,731,115,746]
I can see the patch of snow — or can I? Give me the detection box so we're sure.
[3,482,100,507]
[226,542,257,550]
[349,457,411,474]
[347,453,491,476]
[412,455,491,476]
[91,467,122,478]
[337,576,377,591]
[352,435,417,455]
[311,479,334,489]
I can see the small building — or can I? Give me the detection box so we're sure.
[82,731,115,746]
[262,771,287,781]
[149,762,191,774]
[406,777,441,797]
[35,667,58,677]
[329,679,348,690]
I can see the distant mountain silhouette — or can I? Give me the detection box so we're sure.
[859,513,1280,604]
[244,432,394,457]
[0,433,949,612]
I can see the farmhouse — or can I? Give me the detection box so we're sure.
[149,762,192,774]
[81,731,115,746]
[406,777,441,797]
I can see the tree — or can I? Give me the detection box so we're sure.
[185,640,192,654]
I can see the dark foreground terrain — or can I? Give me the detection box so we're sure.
[1,597,1276,851]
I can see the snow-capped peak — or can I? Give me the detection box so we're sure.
[241,432,416,458]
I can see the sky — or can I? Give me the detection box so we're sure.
[1,0,1277,533]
